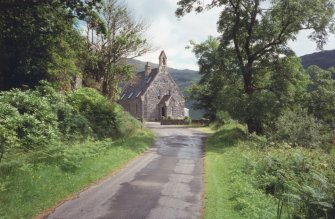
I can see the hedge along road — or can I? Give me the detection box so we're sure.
[46,122,206,219]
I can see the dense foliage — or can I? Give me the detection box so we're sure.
[269,109,329,148]
[204,124,335,219]
[0,82,141,162]
[0,0,150,97]
[0,0,104,90]
[187,38,331,140]
[177,0,335,134]
[305,66,335,126]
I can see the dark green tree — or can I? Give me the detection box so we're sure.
[188,37,308,132]
[0,0,103,90]
[186,37,227,120]
[177,0,335,133]
[0,0,103,20]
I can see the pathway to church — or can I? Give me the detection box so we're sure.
[47,122,206,219]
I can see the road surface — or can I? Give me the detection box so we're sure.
[47,122,206,219]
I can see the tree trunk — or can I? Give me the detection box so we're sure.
[246,118,263,134]
[101,79,109,97]
[243,67,263,134]
[243,66,254,95]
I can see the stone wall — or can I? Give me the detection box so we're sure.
[120,98,143,119]
[143,68,185,121]
[119,67,185,121]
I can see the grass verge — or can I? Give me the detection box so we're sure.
[202,124,335,219]
[203,124,276,219]
[0,129,154,219]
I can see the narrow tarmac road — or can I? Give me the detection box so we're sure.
[47,122,206,219]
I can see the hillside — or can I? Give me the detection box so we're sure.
[301,49,335,69]
[127,59,201,91]
[128,59,203,119]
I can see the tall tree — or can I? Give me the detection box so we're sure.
[0,0,103,20]
[188,37,308,131]
[84,0,151,101]
[0,0,103,90]
[177,0,335,133]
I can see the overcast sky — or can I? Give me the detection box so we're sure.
[125,0,335,71]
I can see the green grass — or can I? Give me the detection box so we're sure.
[203,124,335,219]
[194,126,215,134]
[204,124,277,219]
[0,129,154,219]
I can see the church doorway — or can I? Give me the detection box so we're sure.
[161,107,166,118]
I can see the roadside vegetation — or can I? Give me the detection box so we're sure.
[0,83,154,218]
[204,123,335,219]
[177,1,335,218]
[0,1,154,218]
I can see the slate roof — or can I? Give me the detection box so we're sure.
[120,68,159,101]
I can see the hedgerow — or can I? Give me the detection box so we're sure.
[0,82,142,163]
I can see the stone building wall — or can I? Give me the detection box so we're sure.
[143,67,185,121]
[120,98,143,119]
[119,62,185,121]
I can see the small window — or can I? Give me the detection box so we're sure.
[157,90,161,99]
[128,92,133,99]
[168,90,171,95]
[146,77,152,84]
[120,94,126,100]
[136,91,141,97]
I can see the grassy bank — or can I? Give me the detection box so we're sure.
[0,83,155,218]
[0,130,154,218]
[203,124,335,219]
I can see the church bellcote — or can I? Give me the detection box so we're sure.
[159,50,167,68]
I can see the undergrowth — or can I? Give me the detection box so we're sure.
[204,124,335,219]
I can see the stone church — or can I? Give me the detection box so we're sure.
[119,51,185,121]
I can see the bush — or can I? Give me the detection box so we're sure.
[0,89,60,152]
[215,110,233,125]
[0,83,144,165]
[116,108,142,137]
[35,82,92,140]
[0,104,20,161]
[270,109,329,148]
[67,88,119,139]
[184,116,192,125]
[253,152,335,219]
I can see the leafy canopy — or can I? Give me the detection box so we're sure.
[177,0,335,133]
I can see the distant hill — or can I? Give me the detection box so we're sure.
[301,49,335,69]
[300,49,335,79]
[127,59,201,91]
[128,59,204,119]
